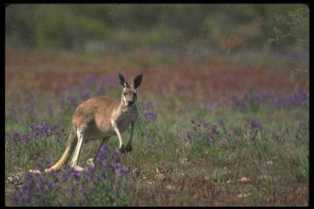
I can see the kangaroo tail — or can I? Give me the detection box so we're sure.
[45,126,77,173]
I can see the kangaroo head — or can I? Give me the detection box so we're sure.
[118,73,143,107]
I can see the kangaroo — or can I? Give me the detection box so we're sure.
[44,73,143,172]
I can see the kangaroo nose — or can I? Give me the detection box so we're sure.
[128,101,134,106]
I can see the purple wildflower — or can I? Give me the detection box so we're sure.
[112,162,128,177]
[142,101,157,122]
[111,150,122,164]
[253,91,273,102]
[144,111,157,121]
[80,90,91,101]
[108,150,129,177]
[82,75,97,88]
[30,122,57,138]
[101,74,117,89]
[12,172,35,205]
[96,144,109,164]
[86,164,97,181]
[68,95,79,106]
[72,170,81,180]
[59,167,72,182]
[291,89,308,106]
[250,119,262,130]
[272,90,309,108]
[47,180,55,190]
[230,90,309,111]
[10,132,31,144]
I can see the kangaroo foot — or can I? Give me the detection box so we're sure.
[125,144,132,152]
[73,165,85,172]
[119,144,127,153]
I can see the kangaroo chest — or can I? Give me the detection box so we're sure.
[115,107,138,131]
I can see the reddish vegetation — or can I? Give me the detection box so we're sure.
[5,48,308,103]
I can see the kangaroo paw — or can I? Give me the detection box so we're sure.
[125,144,132,152]
[73,165,85,172]
[119,144,127,153]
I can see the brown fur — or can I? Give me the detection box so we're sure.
[45,73,143,173]
[73,96,119,131]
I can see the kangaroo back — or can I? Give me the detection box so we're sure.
[45,126,77,172]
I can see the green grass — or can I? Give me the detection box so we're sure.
[6,96,309,205]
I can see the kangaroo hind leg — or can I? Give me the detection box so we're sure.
[44,125,77,173]
[69,127,85,171]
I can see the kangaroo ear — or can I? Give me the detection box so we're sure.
[118,73,128,87]
[133,74,143,89]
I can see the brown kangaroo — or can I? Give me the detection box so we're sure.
[44,73,143,172]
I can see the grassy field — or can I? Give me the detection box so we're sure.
[5,48,309,206]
